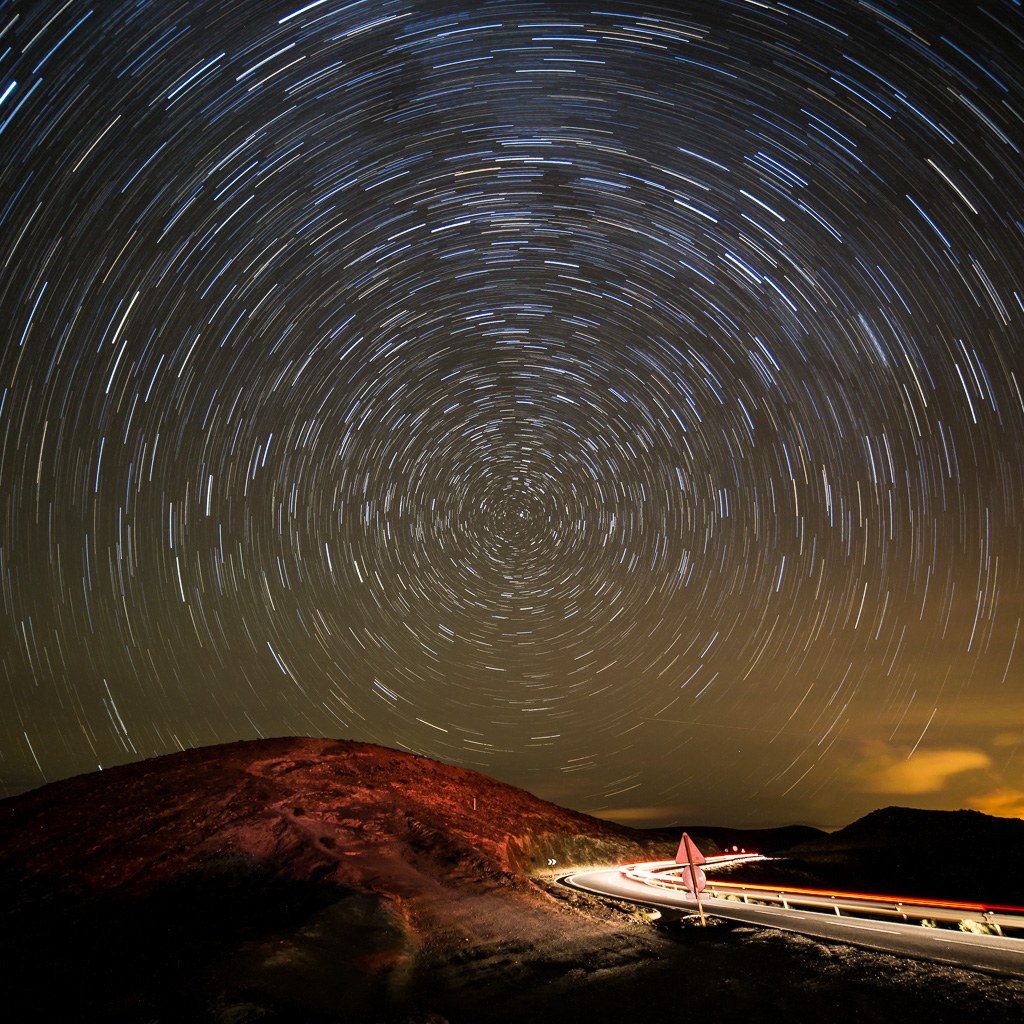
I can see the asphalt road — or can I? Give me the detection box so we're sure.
[563,867,1024,979]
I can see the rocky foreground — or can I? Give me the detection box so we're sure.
[1,737,1022,1023]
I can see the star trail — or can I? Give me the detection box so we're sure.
[1,0,1022,828]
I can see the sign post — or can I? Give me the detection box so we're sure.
[675,831,707,926]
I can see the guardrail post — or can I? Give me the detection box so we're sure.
[984,912,1003,937]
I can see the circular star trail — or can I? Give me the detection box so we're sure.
[1,0,1022,826]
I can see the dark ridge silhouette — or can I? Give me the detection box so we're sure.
[1,738,1021,1023]
[648,823,826,855]
[715,806,1024,906]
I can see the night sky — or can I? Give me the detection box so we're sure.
[1,0,1022,829]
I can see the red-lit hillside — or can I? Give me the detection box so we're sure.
[0,736,674,901]
[0,737,686,1022]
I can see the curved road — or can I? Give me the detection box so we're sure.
[562,867,1024,979]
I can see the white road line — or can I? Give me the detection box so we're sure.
[838,922,904,934]
[922,932,1009,946]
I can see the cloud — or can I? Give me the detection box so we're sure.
[991,732,1024,748]
[967,786,1024,819]
[593,805,688,824]
[854,747,992,795]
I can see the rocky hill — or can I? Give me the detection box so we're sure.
[0,737,681,1023]
[0,736,675,900]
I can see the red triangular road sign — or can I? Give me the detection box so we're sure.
[675,831,707,866]
[675,832,707,894]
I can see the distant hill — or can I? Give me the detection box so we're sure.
[648,823,826,855]
[791,805,1024,858]
[714,806,1024,906]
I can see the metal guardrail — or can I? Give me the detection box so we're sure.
[619,859,1024,937]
